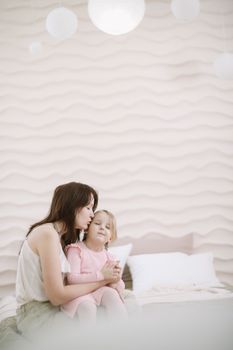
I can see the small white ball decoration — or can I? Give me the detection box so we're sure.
[171,0,200,21]
[46,7,78,40]
[213,52,233,79]
[29,41,43,55]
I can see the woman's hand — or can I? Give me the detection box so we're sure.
[101,261,122,283]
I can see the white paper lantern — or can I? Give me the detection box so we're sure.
[88,0,145,35]
[46,7,78,40]
[171,0,200,21]
[213,52,233,79]
[29,41,42,55]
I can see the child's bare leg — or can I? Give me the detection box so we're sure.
[101,288,128,320]
[76,301,97,325]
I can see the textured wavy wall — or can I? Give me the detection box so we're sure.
[0,0,233,297]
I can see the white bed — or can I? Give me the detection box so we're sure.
[1,232,233,350]
[110,233,233,350]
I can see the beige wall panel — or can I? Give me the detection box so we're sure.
[0,0,233,296]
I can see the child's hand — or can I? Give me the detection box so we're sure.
[111,260,122,277]
[101,261,121,283]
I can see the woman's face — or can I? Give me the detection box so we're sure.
[75,194,95,230]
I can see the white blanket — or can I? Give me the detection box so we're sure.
[135,284,233,305]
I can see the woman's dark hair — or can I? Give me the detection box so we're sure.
[26,182,98,249]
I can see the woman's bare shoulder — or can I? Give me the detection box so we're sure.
[28,223,59,253]
[32,223,55,235]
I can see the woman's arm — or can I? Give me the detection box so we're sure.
[36,230,110,306]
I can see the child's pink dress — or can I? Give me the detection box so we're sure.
[61,241,125,318]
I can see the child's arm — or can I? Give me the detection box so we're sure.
[107,256,125,295]
[67,246,104,284]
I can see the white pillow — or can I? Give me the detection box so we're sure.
[127,252,187,294]
[127,252,221,294]
[187,252,221,286]
[108,243,133,270]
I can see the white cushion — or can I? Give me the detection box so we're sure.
[127,252,221,294]
[108,243,133,270]
[187,252,220,286]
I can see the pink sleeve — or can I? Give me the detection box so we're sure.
[66,246,104,284]
[114,279,125,293]
[108,279,125,302]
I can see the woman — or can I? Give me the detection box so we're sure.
[1,182,121,347]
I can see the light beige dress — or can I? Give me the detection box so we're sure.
[0,228,71,348]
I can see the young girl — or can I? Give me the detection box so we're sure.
[62,210,128,323]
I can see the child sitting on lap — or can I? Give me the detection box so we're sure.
[62,210,127,324]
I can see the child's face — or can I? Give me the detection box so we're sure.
[86,211,112,246]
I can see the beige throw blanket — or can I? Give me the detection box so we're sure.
[135,284,233,305]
